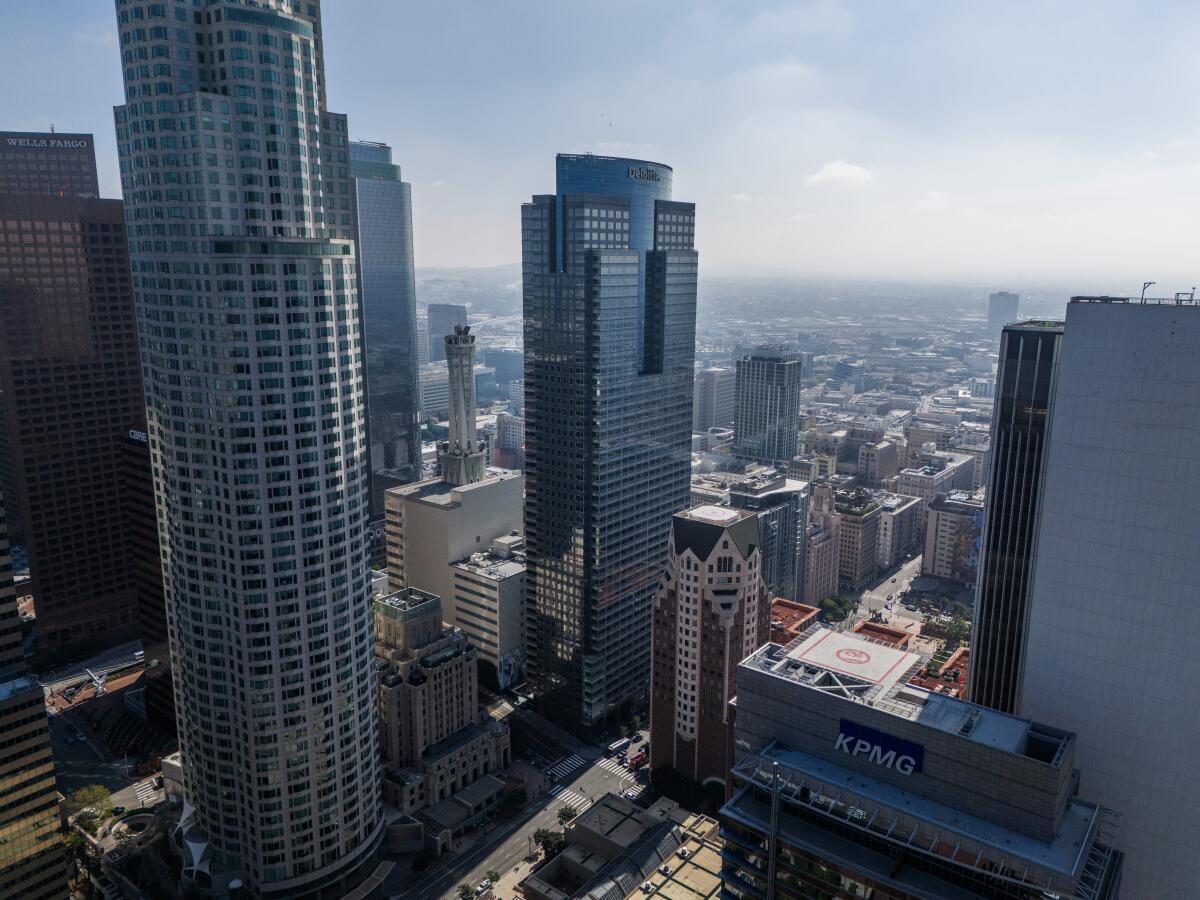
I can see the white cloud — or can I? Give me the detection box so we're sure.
[731,192,752,201]
[789,211,815,223]
[804,160,872,188]
[427,180,449,189]
[914,190,950,211]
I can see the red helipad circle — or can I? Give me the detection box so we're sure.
[836,647,872,665]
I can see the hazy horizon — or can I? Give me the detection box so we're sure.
[5,1,1199,287]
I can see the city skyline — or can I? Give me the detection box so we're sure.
[7,1,1200,282]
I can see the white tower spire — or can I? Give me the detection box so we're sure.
[440,325,485,485]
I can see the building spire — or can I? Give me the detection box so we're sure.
[439,325,485,485]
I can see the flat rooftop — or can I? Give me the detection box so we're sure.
[751,629,1072,764]
[785,628,919,693]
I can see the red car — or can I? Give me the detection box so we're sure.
[628,751,648,769]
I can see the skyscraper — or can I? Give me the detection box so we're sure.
[0,131,98,197]
[727,470,808,601]
[987,290,1020,338]
[350,140,421,497]
[112,3,382,895]
[0,131,147,661]
[0,492,68,900]
[969,321,1061,714]
[733,345,806,466]
[649,505,766,786]
[523,154,697,730]
[1014,298,1200,897]
[426,302,468,362]
[692,365,736,431]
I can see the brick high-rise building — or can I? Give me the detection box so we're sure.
[0,132,148,661]
[650,505,767,787]
[0,492,68,900]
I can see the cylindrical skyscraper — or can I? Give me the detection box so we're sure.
[112,1,382,895]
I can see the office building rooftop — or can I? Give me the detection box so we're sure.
[752,627,1072,765]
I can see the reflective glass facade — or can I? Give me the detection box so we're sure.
[970,322,1061,713]
[523,154,697,730]
[351,141,421,496]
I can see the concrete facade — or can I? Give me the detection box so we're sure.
[385,470,524,629]
[722,628,1121,899]
[923,492,984,586]
[1018,299,1200,897]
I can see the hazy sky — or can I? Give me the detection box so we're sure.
[4,1,1200,286]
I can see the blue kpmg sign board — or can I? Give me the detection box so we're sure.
[835,719,925,775]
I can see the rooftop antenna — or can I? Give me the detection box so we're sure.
[1141,281,1155,302]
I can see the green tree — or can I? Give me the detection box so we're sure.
[486,869,502,884]
[533,827,565,856]
[457,884,474,900]
[65,784,113,818]
[557,805,577,825]
[66,784,114,833]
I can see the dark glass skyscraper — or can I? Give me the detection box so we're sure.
[427,302,468,361]
[0,133,148,662]
[350,140,422,497]
[523,154,697,730]
[969,320,1061,713]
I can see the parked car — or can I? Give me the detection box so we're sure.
[475,879,492,895]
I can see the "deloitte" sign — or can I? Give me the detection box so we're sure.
[835,719,924,776]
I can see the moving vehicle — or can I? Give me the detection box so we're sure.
[607,737,632,756]
[629,751,648,769]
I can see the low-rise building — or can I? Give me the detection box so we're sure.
[876,492,924,569]
[769,598,819,644]
[517,794,719,900]
[857,439,900,488]
[375,589,510,824]
[922,491,984,586]
[895,449,974,503]
[834,489,880,591]
[449,534,527,690]
[722,627,1123,899]
[385,469,523,629]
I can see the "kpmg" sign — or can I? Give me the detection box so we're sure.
[835,719,924,775]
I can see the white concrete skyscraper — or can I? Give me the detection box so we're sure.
[112,1,381,896]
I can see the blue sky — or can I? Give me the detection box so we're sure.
[4,1,1200,285]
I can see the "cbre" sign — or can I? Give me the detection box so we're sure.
[835,719,924,776]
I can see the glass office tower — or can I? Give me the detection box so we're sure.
[523,154,697,730]
[112,1,381,896]
[733,345,807,466]
[350,140,421,498]
[969,321,1061,714]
